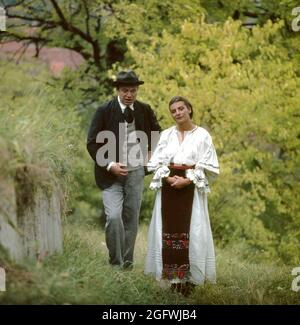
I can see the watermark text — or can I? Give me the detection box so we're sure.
[95,125,160,168]
[292,7,300,32]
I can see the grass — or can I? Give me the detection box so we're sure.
[1,217,300,305]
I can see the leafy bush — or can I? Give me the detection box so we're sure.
[116,18,300,264]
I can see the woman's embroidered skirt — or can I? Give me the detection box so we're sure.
[161,166,195,281]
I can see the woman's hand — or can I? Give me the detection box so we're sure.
[169,176,192,189]
[165,176,177,185]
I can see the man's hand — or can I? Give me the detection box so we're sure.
[170,175,192,189]
[110,163,128,176]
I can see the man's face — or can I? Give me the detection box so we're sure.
[117,85,138,106]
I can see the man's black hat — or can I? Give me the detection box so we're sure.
[112,70,144,87]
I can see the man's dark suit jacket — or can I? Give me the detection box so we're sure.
[87,97,161,190]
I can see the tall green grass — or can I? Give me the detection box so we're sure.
[0,61,81,189]
[1,219,300,305]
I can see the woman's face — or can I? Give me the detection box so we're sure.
[169,101,191,125]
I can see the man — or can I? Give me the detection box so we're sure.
[87,70,161,269]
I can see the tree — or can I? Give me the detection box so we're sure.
[124,18,300,263]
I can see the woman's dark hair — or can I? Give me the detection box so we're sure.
[168,96,193,118]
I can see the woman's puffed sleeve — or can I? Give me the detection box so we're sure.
[185,131,219,192]
[147,130,171,190]
[196,132,219,175]
[186,167,210,192]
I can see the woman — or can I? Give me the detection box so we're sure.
[145,96,219,295]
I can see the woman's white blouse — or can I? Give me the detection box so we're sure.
[147,126,219,190]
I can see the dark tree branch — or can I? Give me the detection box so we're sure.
[5,33,48,59]
[50,0,101,68]
[6,12,55,25]
[242,11,259,18]
[34,41,41,57]
[4,40,30,63]
[70,3,82,18]
[4,0,25,9]
[5,32,49,43]
[95,17,101,33]
[82,0,91,36]
[5,0,103,69]
[49,0,92,43]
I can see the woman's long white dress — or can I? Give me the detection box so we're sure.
[145,125,219,284]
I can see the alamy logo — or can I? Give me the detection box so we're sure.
[0,267,6,291]
[292,7,300,32]
[0,6,6,31]
[95,125,160,168]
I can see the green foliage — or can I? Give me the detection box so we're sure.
[111,17,300,263]
[105,0,206,46]
[201,0,300,32]
[1,223,299,304]
[140,175,156,222]
[0,60,82,201]
[255,0,300,28]
[201,0,256,23]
